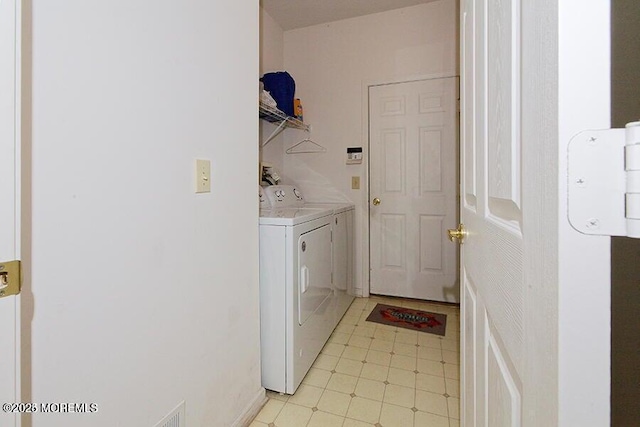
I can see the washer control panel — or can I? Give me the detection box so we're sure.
[263,185,305,207]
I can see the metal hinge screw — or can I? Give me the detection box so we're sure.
[586,218,600,229]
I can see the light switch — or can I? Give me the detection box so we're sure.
[195,159,211,193]
[351,176,360,190]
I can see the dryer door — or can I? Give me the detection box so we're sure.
[298,224,332,326]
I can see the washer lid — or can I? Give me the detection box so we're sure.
[259,207,332,226]
[303,202,355,214]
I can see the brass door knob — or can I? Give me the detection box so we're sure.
[447,223,468,244]
[372,198,381,206]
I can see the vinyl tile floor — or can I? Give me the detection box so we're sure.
[250,295,461,427]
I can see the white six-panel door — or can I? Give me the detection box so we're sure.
[0,0,20,426]
[460,0,524,425]
[369,78,459,303]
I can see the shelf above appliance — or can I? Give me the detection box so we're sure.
[259,101,309,147]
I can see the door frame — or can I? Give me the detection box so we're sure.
[360,72,459,298]
[0,0,22,425]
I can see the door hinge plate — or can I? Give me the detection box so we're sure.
[568,121,640,237]
[0,260,21,298]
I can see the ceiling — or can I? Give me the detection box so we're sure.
[261,0,439,31]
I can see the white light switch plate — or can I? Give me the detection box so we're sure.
[195,159,211,193]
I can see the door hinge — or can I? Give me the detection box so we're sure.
[0,260,21,298]
[568,121,640,237]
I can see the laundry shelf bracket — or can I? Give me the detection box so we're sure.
[259,101,309,147]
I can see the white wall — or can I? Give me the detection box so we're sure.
[25,1,261,426]
[276,0,458,293]
[259,8,286,175]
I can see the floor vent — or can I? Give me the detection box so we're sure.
[154,401,185,427]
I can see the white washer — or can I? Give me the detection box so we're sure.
[264,185,357,321]
[259,188,336,394]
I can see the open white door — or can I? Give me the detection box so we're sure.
[460,0,611,425]
[0,1,21,426]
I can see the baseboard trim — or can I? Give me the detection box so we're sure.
[232,387,267,427]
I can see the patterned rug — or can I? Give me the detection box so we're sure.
[365,303,447,336]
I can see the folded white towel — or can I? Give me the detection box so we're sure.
[260,90,278,107]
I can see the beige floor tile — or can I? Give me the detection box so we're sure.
[322,342,347,357]
[317,389,352,417]
[387,367,416,388]
[418,345,443,362]
[266,390,289,402]
[346,397,382,424]
[414,410,449,427]
[335,358,365,377]
[445,378,459,398]
[254,399,285,423]
[383,383,415,408]
[313,354,339,371]
[448,397,460,419]
[350,298,368,308]
[307,410,345,427]
[379,403,415,427]
[341,314,361,326]
[349,334,373,349]
[417,359,445,377]
[353,325,376,338]
[390,354,417,371]
[329,332,351,345]
[393,342,418,357]
[366,349,392,366]
[444,363,459,380]
[359,312,373,323]
[375,323,398,333]
[373,328,397,342]
[342,346,369,361]
[302,368,332,388]
[446,328,460,338]
[273,402,313,427]
[255,297,460,427]
[287,384,324,408]
[343,418,376,427]
[416,373,446,394]
[360,363,389,382]
[395,331,418,345]
[326,372,359,394]
[418,334,443,349]
[365,300,379,310]
[336,324,356,335]
[355,377,386,402]
[442,350,460,365]
[415,390,449,417]
[440,338,460,352]
[399,300,424,310]
[369,339,394,353]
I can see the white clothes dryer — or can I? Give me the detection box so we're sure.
[259,189,336,394]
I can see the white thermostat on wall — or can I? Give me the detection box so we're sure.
[346,147,363,164]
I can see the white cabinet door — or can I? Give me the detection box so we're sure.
[369,78,459,302]
[0,1,20,426]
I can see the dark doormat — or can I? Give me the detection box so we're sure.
[365,303,447,336]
